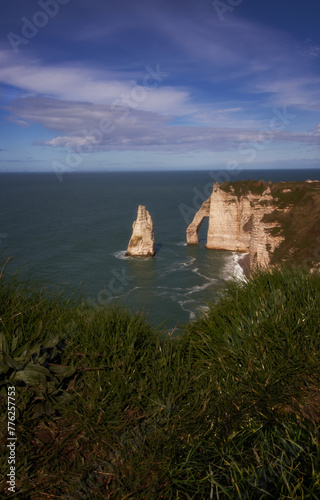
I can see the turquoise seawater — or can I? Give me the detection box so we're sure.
[1,169,319,329]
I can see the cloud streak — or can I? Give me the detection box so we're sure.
[0,50,191,114]
[6,97,318,154]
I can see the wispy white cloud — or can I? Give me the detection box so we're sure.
[7,116,30,127]
[6,96,319,154]
[0,49,190,114]
[247,75,320,111]
[300,39,320,60]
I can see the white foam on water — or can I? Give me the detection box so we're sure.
[118,286,143,298]
[178,300,211,322]
[185,279,216,296]
[175,241,187,246]
[183,257,196,266]
[221,253,247,282]
[162,256,196,275]
[178,299,197,320]
[113,250,153,262]
[178,266,218,296]
[157,286,184,293]
[191,267,217,281]
[113,250,128,260]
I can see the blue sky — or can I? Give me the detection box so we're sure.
[0,0,320,172]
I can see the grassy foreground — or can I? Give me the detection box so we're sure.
[1,263,320,498]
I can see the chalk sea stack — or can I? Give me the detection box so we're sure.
[125,205,155,257]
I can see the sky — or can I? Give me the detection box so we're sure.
[0,0,320,172]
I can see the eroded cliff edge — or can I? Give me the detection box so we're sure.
[187,180,320,270]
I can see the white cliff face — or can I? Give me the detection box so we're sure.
[125,205,155,257]
[188,182,284,269]
[206,184,251,252]
[248,187,284,268]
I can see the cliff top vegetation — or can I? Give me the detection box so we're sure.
[1,261,320,498]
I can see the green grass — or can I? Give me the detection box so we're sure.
[1,262,320,498]
[220,180,268,198]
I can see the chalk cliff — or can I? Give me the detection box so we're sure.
[126,205,155,257]
[187,181,288,268]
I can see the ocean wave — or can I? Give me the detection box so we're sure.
[113,250,128,260]
[185,279,216,296]
[221,253,247,281]
[191,267,218,282]
[175,241,187,246]
[177,299,197,320]
[162,256,196,275]
[177,300,211,322]
[157,285,184,293]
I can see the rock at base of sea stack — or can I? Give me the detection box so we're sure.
[125,205,155,257]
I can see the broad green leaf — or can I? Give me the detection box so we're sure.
[42,334,60,349]
[36,320,43,337]
[46,381,60,393]
[36,352,49,366]
[26,364,51,376]
[14,354,31,365]
[0,332,8,353]
[3,353,24,370]
[13,365,49,386]
[28,343,42,358]
[11,327,23,353]
[49,365,76,377]
[15,341,32,358]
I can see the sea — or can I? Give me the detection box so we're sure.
[1,168,319,330]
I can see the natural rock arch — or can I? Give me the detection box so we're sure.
[186,198,211,245]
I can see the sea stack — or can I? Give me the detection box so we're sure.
[125,205,155,257]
